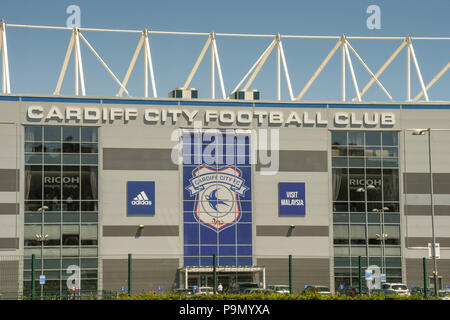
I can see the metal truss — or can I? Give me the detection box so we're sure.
[0,21,449,102]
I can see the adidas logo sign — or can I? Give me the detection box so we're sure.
[131,191,153,206]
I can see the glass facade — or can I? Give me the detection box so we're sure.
[182,129,252,267]
[23,125,98,297]
[331,130,401,288]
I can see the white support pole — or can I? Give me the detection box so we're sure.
[211,34,215,99]
[278,40,294,101]
[74,31,79,96]
[212,38,226,99]
[358,39,407,99]
[341,38,346,101]
[144,31,157,97]
[1,21,10,94]
[406,37,411,101]
[54,30,75,95]
[78,32,129,96]
[183,35,212,89]
[243,40,276,92]
[277,35,281,100]
[296,37,342,101]
[344,41,361,102]
[243,39,276,91]
[74,29,86,96]
[118,32,145,97]
[346,40,393,101]
[409,41,429,101]
[230,40,276,96]
[413,62,450,101]
[0,25,5,94]
[144,38,148,98]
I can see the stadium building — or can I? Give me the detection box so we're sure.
[0,23,449,298]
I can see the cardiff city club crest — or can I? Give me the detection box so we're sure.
[186,166,248,232]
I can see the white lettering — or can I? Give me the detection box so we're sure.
[27,105,43,119]
[65,107,82,120]
[144,109,159,122]
[285,111,302,125]
[269,111,283,124]
[45,106,64,120]
[381,112,395,125]
[84,107,100,121]
[125,108,138,121]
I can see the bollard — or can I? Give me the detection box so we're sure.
[358,256,362,295]
[289,255,293,294]
[213,254,217,294]
[423,257,428,298]
[31,254,36,300]
[128,254,132,295]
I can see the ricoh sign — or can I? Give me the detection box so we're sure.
[26,105,396,127]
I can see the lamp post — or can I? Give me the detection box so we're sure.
[411,128,438,296]
[37,205,49,299]
[356,184,376,284]
[372,207,389,276]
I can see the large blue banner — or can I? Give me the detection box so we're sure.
[183,130,252,266]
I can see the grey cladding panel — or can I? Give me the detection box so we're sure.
[405,205,450,216]
[256,225,329,237]
[0,169,19,192]
[405,237,450,247]
[103,225,179,237]
[404,173,450,194]
[0,238,19,249]
[256,150,327,172]
[0,203,19,215]
[103,148,178,171]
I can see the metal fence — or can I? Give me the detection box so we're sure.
[0,253,435,300]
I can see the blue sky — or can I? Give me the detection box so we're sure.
[0,0,448,102]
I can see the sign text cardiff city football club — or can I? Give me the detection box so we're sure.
[26,105,396,127]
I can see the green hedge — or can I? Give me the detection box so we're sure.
[112,292,442,300]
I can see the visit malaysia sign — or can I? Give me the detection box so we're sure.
[278,182,306,216]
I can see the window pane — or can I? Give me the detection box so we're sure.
[81,143,98,154]
[348,131,364,146]
[333,225,349,244]
[63,127,80,142]
[25,126,42,141]
[81,127,98,142]
[44,143,61,153]
[382,132,398,146]
[25,166,42,200]
[62,166,80,200]
[25,142,43,153]
[349,169,365,201]
[332,168,348,201]
[383,169,399,201]
[44,127,61,141]
[366,132,381,146]
[81,166,98,200]
[350,225,366,244]
[43,165,61,201]
[63,143,80,153]
[332,146,347,157]
[334,246,350,256]
[332,131,347,145]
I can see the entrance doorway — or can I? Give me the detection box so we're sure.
[179,266,265,293]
